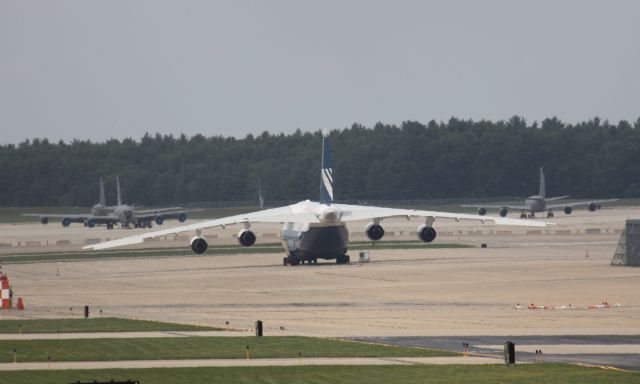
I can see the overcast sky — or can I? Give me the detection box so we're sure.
[1,0,639,144]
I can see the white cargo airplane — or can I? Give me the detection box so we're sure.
[84,136,549,265]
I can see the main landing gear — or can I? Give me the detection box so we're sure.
[283,254,349,266]
[546,211,554,218]
[521,211,536,219]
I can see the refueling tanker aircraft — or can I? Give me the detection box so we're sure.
[463,168,617,219]
[84,136,549,265]
[24,177,188,229]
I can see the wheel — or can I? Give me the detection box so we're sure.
[547,212,554,218]
[336,254,349,264]
[291,257,300,266]
[283,257,289,266]
[345,255,350,264]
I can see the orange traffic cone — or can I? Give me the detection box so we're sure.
[16,297,24,310]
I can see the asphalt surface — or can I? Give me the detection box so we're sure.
[354,335,640,371]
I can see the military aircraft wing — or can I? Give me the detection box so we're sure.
[334,203,548,227]
[22,213,119,226]
[133,207,183,214]
[546,199,618,209]
[461,203,531,210]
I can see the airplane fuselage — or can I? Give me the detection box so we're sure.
[280,204,350,264]
[524,195,546,213]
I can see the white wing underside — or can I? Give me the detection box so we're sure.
[84,200,548,250]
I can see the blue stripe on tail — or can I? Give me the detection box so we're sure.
[319,136,334,204]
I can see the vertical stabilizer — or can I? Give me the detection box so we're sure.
[116,176,123,206]
[99,178,106,206]
[319,135,334,204]
[539,167,546,197]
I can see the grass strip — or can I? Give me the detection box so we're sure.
[0,317,221,334]
[0,242,471,264]
[0,364,638,384]
[0,336,455,363]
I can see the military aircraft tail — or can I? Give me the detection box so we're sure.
[99,177,106,206]
[319,135,334,205]
[539,167,546,198]
[116,176,123,206]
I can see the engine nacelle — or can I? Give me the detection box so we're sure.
[190,236,208,254]
[477,207,486,216]
[499,207,508,217]
[40,216,49,225]
[417,224,437,243]
[237,229,256,247]
[564,206,573,215]
[177,212,187,222]
[155,215,164,225]
[61,218,71,227]
[365,222,385,241]
[588,202,597,212]
[87,219,97,228]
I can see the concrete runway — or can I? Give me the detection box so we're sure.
[1,206,639,370]
[356,335,640,371]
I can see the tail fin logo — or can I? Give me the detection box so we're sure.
[320,136,334,204]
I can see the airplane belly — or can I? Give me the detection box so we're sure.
[281,223,349,260]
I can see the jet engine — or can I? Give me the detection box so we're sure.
[87,219,97,228]
[499,207,508,217]
[477,207,486,216]
[190,236,208,254]
[588,202,597,212]
[61,218,71,227]
[365,222,385,241]
[178,212,187,222]
[417,224,437,243]
[40,217,49,225]
[564,206,573,214]
[155,216,164,225]
[237,229,257,247]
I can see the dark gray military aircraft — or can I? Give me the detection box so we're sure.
[85,136,549,266]
[464,168,617,218]
[24,177,188,229]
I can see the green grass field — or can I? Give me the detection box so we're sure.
[0,364,637,384]
[0,336,454,363]
[0,317,221,334]
[0,241,471,264]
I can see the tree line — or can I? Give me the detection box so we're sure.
[1,116,639,207]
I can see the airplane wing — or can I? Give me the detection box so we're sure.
[333,203,547,226]
[22,213,88,219]
[22,213,119,225]
[544,195,570,202]
[83,201,322,250]
[546,199,618,209]
[461,204,530,211]
[134,207,184,215]
[84,200,548,251]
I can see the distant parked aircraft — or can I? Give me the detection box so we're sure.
[84,136,549,266]
[463,168,617,218]
[24,177,188,229]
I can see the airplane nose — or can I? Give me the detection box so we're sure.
[124,210,132,219]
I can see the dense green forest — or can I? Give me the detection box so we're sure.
[1,116,639,207]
